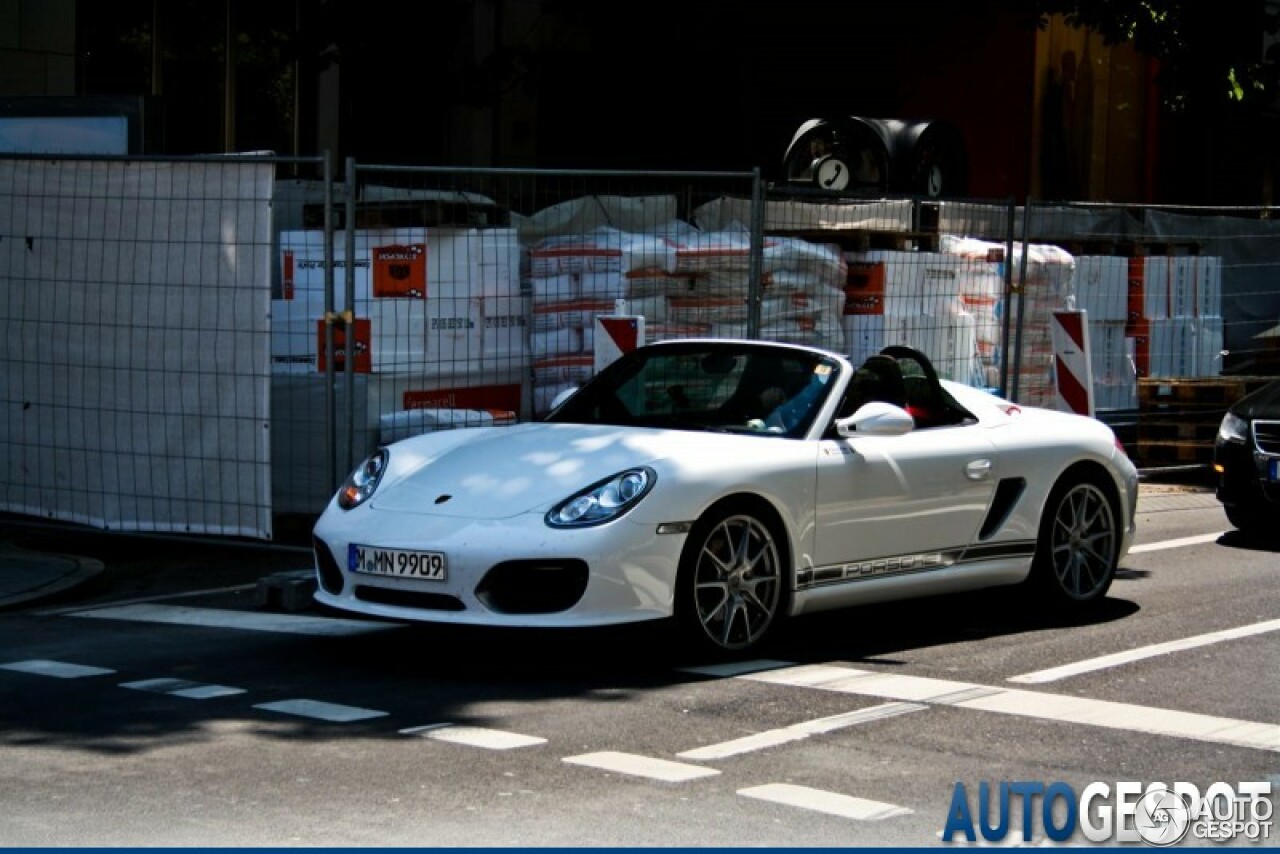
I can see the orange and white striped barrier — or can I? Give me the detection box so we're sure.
[594,300,646,373]
[1050,308,1094,418]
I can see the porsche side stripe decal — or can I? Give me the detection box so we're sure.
[958,540,1039,562]
[797,540,1037,590]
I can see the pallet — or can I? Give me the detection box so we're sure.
[1133,377,1274,468]
[1137,418,1221,444]
[1134,439,1213,467]
[1138,376,1273,413]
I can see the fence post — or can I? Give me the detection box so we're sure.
[1011,198,1034,403]
[323,150,338,491]
[999,196,1016,397]
[344,157,358,476]
[747,167,766,339]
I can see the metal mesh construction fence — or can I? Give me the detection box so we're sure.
[1014,202,1280,466]
[269,165,765,514]
[4,153,1279,541]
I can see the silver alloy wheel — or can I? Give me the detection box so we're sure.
[691,513,782,650]
[1048,482,1116,600]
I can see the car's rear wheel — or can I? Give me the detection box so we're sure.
[1030,477,1118,606]
[676,504,785,655]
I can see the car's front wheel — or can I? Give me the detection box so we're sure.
[676,503,786,655]
[1224,503,1269,535]
[1030,476,1119,606]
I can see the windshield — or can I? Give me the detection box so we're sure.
[546,342,841,438]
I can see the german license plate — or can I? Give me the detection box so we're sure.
[349,544,446,580]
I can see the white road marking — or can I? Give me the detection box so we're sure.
[679,659,795,678]
[1009,618,1280,684]
[0,659,114,679]
[741,664,1280,753]
[254,699,388,723]
[36,584,259,616]
[170,684,248,700]
[739,783,912,821]
[678,702,927,760]
[120,678,246,699]
[68,603,399,636]
[562,751,720,782]
[1128,532,1225,553]
[400,724,547,750]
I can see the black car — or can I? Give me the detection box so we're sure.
[1214,378,1280,533]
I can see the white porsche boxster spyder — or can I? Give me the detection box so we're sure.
[312,339,1138,654]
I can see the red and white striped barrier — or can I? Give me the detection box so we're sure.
[1050,308,1095,418]
[594,300,646,373]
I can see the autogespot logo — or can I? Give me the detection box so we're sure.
[941,780,1273,845]
[1133,788,1192,846]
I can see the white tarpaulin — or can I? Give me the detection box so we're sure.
[511,194,680,242]
[1,158,274,538]
[694,196,914,233]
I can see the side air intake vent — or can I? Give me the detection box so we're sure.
[979,478,1026,540]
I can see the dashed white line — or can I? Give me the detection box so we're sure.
[254,699,389,722]
[739,783,912,821]
[562,751,720,782]
[1009,618,1280,684]
[401,724,547,750]
[677,702,927,760]
[36,584,260,616]
[0,659,115,679]
[1128,532,1225,553]
[679,659,795,678]
[120,678,246,699]
[69,603,399,636]
[741,664,1280,753]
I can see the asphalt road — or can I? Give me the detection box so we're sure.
[0,488,1277,847]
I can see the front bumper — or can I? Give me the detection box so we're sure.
[1121,458,1140,556]
[1214,437,1280,509]
[311,504,687,628]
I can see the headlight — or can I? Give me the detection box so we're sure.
[546,467,656,528]
[338,448,389,510]
[1218,412,1249,444]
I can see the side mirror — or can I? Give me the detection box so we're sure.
[835,401,914,438]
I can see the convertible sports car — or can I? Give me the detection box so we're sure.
[312,339,1139,654]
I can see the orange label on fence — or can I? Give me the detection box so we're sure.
[372,243,426,298]
[844,261,885,315]
[282,250,295,300]
[403,383,521,413]
[1125,257,1145,333]
[1129,318,1150,378]
[316,318,371,373]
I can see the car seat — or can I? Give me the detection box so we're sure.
[838,354,907,418]
[878,345,970,428]
[855,354,907,407]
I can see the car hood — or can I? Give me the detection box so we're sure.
[369,422,757,519]
[1232,379,1280,420]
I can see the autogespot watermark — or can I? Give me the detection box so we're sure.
[941,780,1274,845]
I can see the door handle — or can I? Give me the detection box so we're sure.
[964,459,993,481]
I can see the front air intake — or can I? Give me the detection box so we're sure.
[313,537,345,595]
[476,560,589,614]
